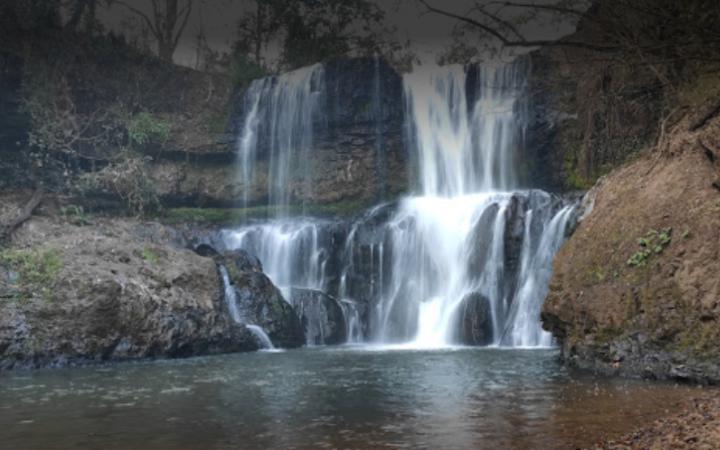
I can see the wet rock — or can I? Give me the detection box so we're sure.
[232,272,305,348]
[290,288,347,345]
[466,203,500,279]
[457,292,493,346]
[222,249,263,273]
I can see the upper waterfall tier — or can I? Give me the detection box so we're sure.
[230,57,405,212]
[403,59,529,196]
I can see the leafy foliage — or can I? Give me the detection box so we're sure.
[128,112,170,147]
[230,52,267,88]
[141,247,160,264]
[627,228,672,267]
[79,154,160,216]
[0,248,63,300]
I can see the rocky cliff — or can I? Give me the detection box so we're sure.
[542,112,720,383]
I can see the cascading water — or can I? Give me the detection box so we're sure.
[236,64,325,214]
[225,57,575,349]
[354,60,573,348]
[219,265,277,351]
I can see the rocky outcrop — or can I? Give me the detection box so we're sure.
[0,52,30,190]
[542,115,720,383]
[457,292,493,345]
[0,215,260,370]
[216,249,305,348]
[290,288,347,345]
[525,8,663,192]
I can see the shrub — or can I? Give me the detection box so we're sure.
[127,112,170,147]
[141,248,159,265]
[627,228,672,267]
[230,54,267,88]
[78,154,160,216]
[0,248,63,300]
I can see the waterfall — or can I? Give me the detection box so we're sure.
[219,265,277,351]
[236,64,325,214]
[403,62,526,196]
[228,57,575,349]
[220,265,242,323]
[246,325,277,351]
[220,220,330,292]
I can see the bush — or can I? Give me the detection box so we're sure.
[0,248,63,300]
[230,54,267,88]
[78,154,160,216]
[127,112,170,147]
[627,228,672,267]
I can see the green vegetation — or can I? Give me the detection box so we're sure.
[162,200,370,225]
[78,155,160,217]
[627,228,672,267]
[128,112,171,147]
[0,248,63,300]
[230,54,267,88]
[141,248,160,265]
[60,205,91,226]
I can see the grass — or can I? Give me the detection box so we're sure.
[161,200,371,225]
[0,248,63,300]
[627,228,672,267]
[141,248,159,265]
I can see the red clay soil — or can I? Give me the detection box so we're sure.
[589,392,720,450]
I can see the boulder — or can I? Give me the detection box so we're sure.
[231,272,304,348]
[0,216,259,370]
[457,292,493,346]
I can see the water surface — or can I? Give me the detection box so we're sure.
[0,348,702,449]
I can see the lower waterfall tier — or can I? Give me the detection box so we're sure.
[213,190,576,348]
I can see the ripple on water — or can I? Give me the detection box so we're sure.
[0,348,709,450]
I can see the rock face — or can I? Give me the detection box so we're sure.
[290,288,347,345]
[525,8,663,192]
[0,216,259,370]
[542,115,720,383]
[215,249,304,348]
[457,292,493,346]
[0,52,30,190]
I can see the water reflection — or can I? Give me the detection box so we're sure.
[0,348,704,450]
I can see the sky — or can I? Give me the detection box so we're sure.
[97,0,579,68]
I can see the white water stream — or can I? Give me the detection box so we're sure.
[226,58,575,348]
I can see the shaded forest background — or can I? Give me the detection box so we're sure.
[1,0,720,215]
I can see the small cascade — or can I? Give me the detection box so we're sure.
[219,265,241,323]
[236,64,325,213]
[246,325,277,351]
[339,299,363,344]
[220,221,331,291]
[219,264,278,351]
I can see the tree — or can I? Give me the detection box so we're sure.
[279,0,385,69]
[231,0,386,71]
[235,0,294,66]
[113,0,193,62]
[418,0,720,89]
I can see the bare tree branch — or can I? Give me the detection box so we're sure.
[418,0,620,52]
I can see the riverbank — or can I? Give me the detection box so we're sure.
[590,392,720,449]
